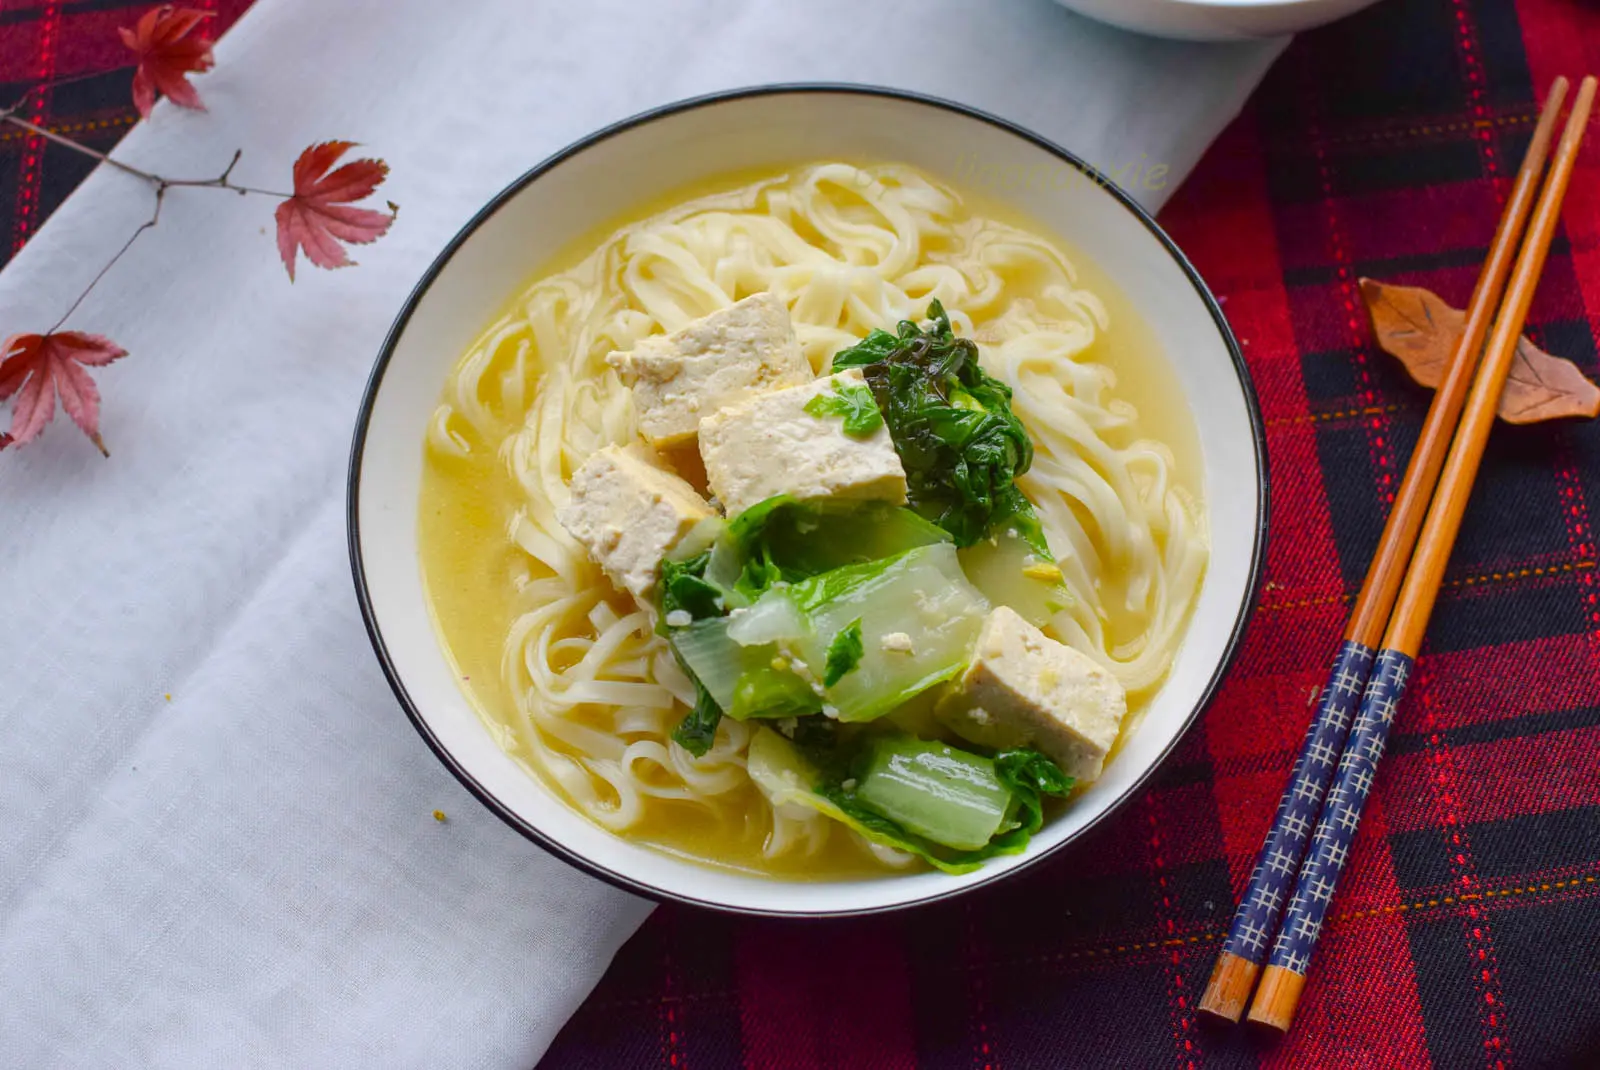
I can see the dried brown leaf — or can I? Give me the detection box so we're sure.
[1361,278,1600,424]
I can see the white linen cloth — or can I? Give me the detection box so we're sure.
[0,2,1284,1066]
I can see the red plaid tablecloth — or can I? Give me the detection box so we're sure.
[6,1,1599,1066]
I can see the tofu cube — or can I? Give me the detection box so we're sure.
[698,368,907,516]
[937,606,1127,783]
[608,292,813,448]
[557,445,716,601]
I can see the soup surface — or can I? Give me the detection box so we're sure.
[419,163,1207,878]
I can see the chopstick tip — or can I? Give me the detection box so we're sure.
[1198,952,1259,1024]
[1244,965,1306,1034]
[1560,77,1597,152]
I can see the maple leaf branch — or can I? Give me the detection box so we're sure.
[0,117,287,338]
[0,115,291,198]
[1,6,399,458]
[0,112,292,335]
[1,112,156,184]
[46,186,167,335]
[0,71,113,119]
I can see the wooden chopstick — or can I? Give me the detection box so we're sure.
[1196,75,1574,1024]
[1245,75,1598,1034]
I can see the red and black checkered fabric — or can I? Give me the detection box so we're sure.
[6,1,1599,1067]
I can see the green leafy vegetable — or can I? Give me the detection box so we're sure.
[724,494,799,548]
[803,380,885,436]
[785,543,988,722]
[668,532,977,734]
[958,529,1071,627]
[671,680,723,757]
[659,489,1055,765]
[996,748,1076,797]
[787,552,908,613]
[720,496,949,599]
[745,728,1076,874]
[822,618,865,687]
[685,544,980,724]
[733,551,787,603]
[717,496,800,601]
[658,550,729,757]
[831,300,1048,552]
[670,616,765,711]
[745,727,988,873]
[992,747,1076,842]
[788,713,846,753]
[671,614,819,721]
[731,664,821,720]
[854,737,1012,850]
[726,590,808,647]
[659,550,722,623]
[812,747,1050,872]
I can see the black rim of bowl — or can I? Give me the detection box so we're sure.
[348,83,1270,918]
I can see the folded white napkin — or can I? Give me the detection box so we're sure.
[0,2,1283,1065]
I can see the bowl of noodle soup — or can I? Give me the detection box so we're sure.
[350,86,1266,915]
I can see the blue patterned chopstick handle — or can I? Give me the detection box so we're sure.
[1220,640,1375,965]
[1266,648,1414,976]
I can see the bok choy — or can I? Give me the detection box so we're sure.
[782,543,988,722]
[718,495,952,598]
[746,727,1075,873]
[831,300,1049,554]
[662,503,982,752]
[658,549,727,756]
[675,544,986,725]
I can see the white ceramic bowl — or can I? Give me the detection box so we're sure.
[1056,0,1382,40]
[350,86,1266,916]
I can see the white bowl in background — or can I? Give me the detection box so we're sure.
[349,86,1267,916]
[1056,0,1383,40]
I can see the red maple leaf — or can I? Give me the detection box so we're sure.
[119,6,215,119]
[0,332,128,456]
[274,141,395,282]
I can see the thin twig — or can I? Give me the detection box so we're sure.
[47,187,168,335]
[1,113,154,183]
[0,116,293,198]
[0,71,114,118]
[9,115,293,342]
